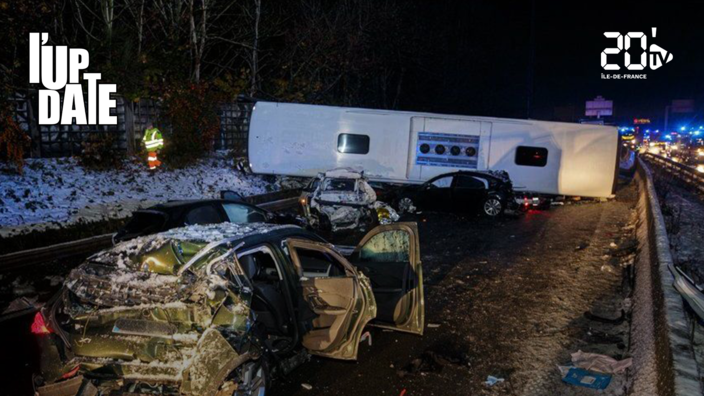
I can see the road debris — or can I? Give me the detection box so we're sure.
[360,331,372,346]
[396,346,470,378]
[301,383,313,391]
[570,350,632,374]
[427,323,441,328]
[484,375,504,387]
[558,366,612,389]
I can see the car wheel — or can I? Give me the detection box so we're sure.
[232,359,268,396]
[397,197,417,214]
[482,197,503,217]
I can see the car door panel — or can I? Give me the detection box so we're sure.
[453,175,486,213]
[300,277,355,350]
[350,223,424,335]
[286,239,376,360]
[352,262,408,323]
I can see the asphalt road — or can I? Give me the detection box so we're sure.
[0,178,637,396]
[272,178,637,396]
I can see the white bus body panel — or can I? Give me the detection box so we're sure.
[249,102,618,198]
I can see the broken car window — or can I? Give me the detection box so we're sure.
[359,230,410,263]
[222,203,267,224]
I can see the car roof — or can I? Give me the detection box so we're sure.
[157,222,306,244]
[93,222,322,271]
[429,170,502,181]
[323,167,364,179]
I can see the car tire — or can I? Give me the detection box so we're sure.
[396,197,417,214]
[482,196,503,217]
[232,359,269,396]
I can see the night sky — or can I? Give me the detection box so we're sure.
[401,1,704,128]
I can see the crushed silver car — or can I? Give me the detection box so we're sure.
[300,168,399,233]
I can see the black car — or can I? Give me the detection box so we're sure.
[114,198,300,243]
[391,171,517,217]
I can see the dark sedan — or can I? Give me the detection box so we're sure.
[390,171,517,217]
[114,198,300,243]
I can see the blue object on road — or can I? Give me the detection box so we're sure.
[561,367,612,389]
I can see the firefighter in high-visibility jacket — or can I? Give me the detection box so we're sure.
[142,124,163,170]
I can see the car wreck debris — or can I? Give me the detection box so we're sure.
[570,350,632,374]
[484,375,505,387]
[301,168,399,232]
[32,221,425,395]
[559,366,612,389]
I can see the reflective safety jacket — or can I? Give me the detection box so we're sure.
[143,127,164,151]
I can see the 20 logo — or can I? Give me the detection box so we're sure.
[601,28,673,71]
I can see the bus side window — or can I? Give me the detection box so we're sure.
[515,146,548,167]
[337,134,370,154]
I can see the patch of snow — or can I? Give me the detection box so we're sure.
[0,153,278,237]
[90,222,297,269]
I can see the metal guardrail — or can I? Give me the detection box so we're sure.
[631,158,702,395]
[642,152,704,194]
[0,189,302,272]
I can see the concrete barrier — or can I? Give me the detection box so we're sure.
[630,157,702,395]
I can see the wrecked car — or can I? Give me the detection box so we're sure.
[300,168,399,233]
[33,221,423,395]
[114,198,302,243]
[390,170,518,217]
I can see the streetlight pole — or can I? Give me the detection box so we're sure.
[664,104,670,133]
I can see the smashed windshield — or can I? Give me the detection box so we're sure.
[323,178,356,192]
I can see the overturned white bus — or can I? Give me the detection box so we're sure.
[248,101,619,198]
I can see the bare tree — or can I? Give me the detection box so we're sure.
[124,0,146,56]
[188,0,208,82]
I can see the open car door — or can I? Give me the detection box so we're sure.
[286,239,376,360]
[349,223,424,335]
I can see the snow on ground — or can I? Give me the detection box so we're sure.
[0,153,278,237]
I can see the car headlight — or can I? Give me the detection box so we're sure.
[376,207,392,225]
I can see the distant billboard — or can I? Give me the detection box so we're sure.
[585,96,613,117]
[672,99,694,113]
